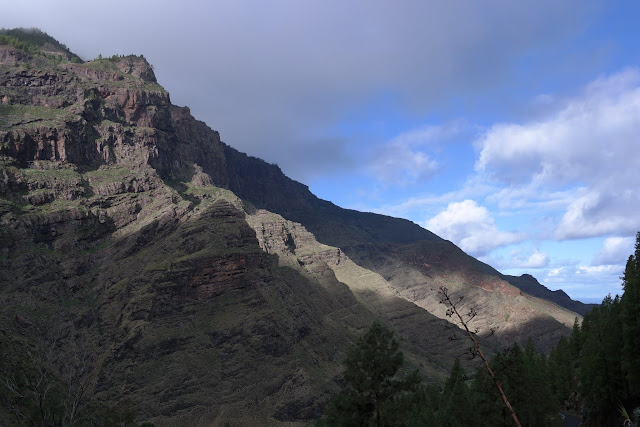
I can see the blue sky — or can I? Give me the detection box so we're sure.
[4,1,640,303]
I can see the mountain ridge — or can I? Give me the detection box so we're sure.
[0,29,590,424]
[220,142,594,315]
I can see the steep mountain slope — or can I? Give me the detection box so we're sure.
[220,148,586,349]
[0,30,588,425]
[220,136,595,318]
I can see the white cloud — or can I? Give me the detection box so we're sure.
[557,190,640,239]
[476,69,640,185]
[368,145,439,185]
[479,247,550,270]
[512,248,549,268]
[592,236,635,266]
[475,68,640,240]
[386,121,467,147]
[367,122,467,185]
[536,264,625,301]
[425,200,523,256]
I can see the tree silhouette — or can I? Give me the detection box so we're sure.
[320,321,424,426]
[438,358,472,426]
[622,232,640,397]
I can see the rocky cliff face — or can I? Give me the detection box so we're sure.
[0,32,589,425]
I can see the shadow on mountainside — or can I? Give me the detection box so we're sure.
[0,188,486,425]
[217,147,593,326]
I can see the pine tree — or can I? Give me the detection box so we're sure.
[546,231,640,425]
[548,336,572,405]
[579,295,627,423]
[469,343,560,426]
[621,232,640,398]
[320,321,425,426]
[569,317,583,360]
[470,354,510,427]
[438,358,472,426]
[502,344,529,424]
[522,339,557,426]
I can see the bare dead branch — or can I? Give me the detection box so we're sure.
[437,286,521,427]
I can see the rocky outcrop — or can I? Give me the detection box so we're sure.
[0,44,29,64]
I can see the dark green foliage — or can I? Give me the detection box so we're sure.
[501,344,528,422]
[548,336,573,405]
[569,317,583,359]
[319,321,432,426]
[1,27,61,48]
[437,358,472,426]
[579,295,626,421]
[469,363,505,426]
[0,27,83,62]
[94,53,147,62]
[464,342,559,426]
[547,231,640,426]
[522,340,557,426]
[569,235,640,425]
[622,233,640,396]
[0,34,40,56]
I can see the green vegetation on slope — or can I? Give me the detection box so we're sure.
[0,27,82,62]
[0,104,81,129]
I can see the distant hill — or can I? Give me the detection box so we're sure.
[0,27,82,62]
[500,273,596,316]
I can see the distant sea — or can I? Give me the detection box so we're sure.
[578,297,603,304]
